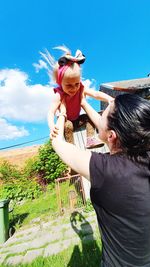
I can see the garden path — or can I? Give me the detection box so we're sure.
[0,211,99,266]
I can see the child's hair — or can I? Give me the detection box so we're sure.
[107,93,150,165]
[54,62,81,85]
[39,45,85,85]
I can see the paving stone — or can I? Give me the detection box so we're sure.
[61,237,80,250]
[0,254,7,265]
[23,248,44,263]
[63,227,77,239]
[27,231,63,249]
[44,242,64,257]
[44,236,80,257]
[3,226,41,247]
[41,220,55,229]
[5,255,24,265]
[3,233,36,248]
[1,242,29,254]
[14,225,41,237]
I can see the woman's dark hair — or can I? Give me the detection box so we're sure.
[107,93,150,164]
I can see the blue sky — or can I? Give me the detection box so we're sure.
[0,0,150,150]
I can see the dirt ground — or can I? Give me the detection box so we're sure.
[0,145,42,168]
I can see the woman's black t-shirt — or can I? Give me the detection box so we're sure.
[90,152,150,267]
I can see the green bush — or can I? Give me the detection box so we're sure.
[0,160,42,201]
[0,160,20,183]
[33,141,68,182]
[0,178,42,201]
[23,157,38,178]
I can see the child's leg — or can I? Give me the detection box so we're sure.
[74,114,102,148]
[64,120,74,144]
[75,113,95,137]
[86,120,95,138]
[86,115,104,149]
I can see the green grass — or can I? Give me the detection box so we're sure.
[0,239,102,267]
[9,182,84,230]
[9,191,57,229]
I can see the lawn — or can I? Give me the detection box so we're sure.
[9,185,58,230]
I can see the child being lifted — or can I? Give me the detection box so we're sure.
[41,46,113,148]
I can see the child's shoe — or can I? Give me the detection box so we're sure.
[85,136,104,149]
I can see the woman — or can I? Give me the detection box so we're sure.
[51,94,150,266]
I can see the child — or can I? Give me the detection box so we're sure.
[41,46,113,148]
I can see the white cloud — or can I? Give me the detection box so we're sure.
[0,118,29,140]
[0,69,55,122]
[82,78,96,92]
[33,58,54,85]
[33,59,48,73]
[82,78,97,101]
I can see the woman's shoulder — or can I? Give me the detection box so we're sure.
[91,151,148,172]
[91,151,129,167]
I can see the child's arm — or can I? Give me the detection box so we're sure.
[84,88,114,103]
[47,93,61,135]
[81,97,101,130]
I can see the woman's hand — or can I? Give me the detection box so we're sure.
[51,102,66,140]
[108,96,114,105]
[50,125,59,140]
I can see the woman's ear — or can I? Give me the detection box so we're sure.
[107,130,117,143]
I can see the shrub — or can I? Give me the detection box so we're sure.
[0,178,42,201]
[23,156,38,178]
[33,140,68,182]
[0,160,42,201]
[0,160,21,183]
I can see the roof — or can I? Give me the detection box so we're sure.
[100,77,150,110]
[100,77,150,92]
